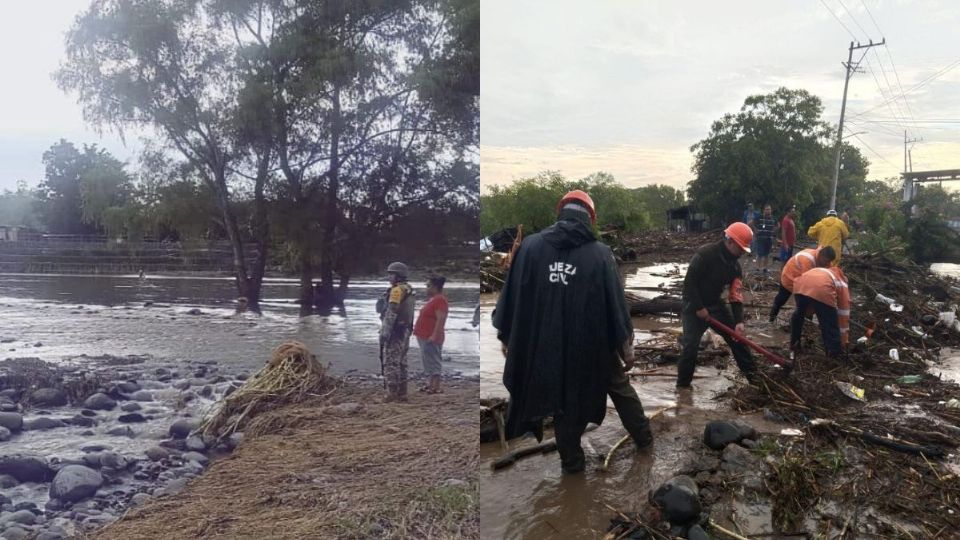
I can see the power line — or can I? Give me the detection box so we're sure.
[837,0,871,38]
[851,133,898,169]
[856,0,924,140]
[849,58,960,119]
[819,0,858,39]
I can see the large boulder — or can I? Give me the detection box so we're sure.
[0,412,23,433]
[23,417,67,431]
[702,420,757,450]
[0,455,53,482]
[49,465,103,503]
[29,388,68,407]
[168,418,199,439]
[651,475,701,525]
[82,393,116,411]
[120,402,142,413]
[129,391,153,402]
[4,510,37,525]
[117,381,140,394]
[118,413,146,424]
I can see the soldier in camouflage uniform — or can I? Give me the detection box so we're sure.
[379,262,416,401]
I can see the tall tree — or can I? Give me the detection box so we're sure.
[687,88,869,224]
[58,0,272,311]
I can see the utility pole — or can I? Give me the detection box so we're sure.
[830,38,885,211]
[903,130,921,200]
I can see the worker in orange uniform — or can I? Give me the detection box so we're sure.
[807,210,850,265]
[769,246,836,322]
[789,265,851,358]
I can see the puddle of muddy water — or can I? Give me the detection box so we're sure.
[479,263,791,539]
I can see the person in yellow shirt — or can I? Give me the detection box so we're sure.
[807,210,850,264]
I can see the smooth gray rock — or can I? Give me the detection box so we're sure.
[66,415,95,428]
[0,455,52,482]
[182,452,208,466]
[0,475,17,489]
[155,477,188,496]
[145,447,170,462]
[82,393,116,411]
[130,493,151,506]
[23,417,66,431]
[29,388,67,407]
[184,435,206,452]
[687,524,713,540]
[129,391,153,402]
[120,402,142,412]
[168,418,199,439]
[118,413,146,423]
[651,475,701,525]
[49,465,103,503]
[106,426,135,437]
[117,381,140,393]
[0,413,22,433]
[0,427,10,442]
[1,527,28,540]
[4,510,36,525]
[99,453,128,470]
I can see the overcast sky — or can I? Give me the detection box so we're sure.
[0,2,141,192]
[481,0,960,192]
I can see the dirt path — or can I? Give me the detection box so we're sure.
[92,381,479,540]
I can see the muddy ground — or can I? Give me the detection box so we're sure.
[481,239,960,539]
[90,379,479,540]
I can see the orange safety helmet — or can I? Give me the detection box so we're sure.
[724,222,753,253]
[557,190,596,223]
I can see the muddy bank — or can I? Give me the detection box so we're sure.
[91,380,480,540]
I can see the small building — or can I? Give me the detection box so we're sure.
[0,225,22,242]
[666,206,709,232]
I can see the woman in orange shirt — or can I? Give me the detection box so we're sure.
[414,276,449,394]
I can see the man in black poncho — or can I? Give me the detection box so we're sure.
[493,190,653,474]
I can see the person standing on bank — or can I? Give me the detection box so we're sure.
[754,204,778,276]
[414,276,448,394]
[678,222,757,388]
[493,190,652,474]
[779,206,797,263]
[380,262,416,402]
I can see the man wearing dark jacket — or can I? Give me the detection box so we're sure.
[678,222,757,387]
[493,190,652,474]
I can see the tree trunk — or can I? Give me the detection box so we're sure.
[317,87,342,313]
[212,168,261,314]
[298,245,314,317]
[625,291,682,316]
[249,147,271,315]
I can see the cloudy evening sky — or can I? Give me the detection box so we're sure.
[0,2,146,192]
[481,0,960,191]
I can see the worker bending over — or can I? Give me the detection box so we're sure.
[790,266,851,358]
[769,246,836,322]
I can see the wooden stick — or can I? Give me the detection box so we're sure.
[708,519,751,540]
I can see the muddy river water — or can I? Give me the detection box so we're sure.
[479,261,960,539]
[0,273,480,376]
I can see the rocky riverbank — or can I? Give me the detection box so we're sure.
[0,355,248,539]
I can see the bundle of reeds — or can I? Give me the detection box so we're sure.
[199,342,333,441]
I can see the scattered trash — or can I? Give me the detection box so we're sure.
[946,398,960,409]
[836,382,866,402]
[891,304,904,312]
[856,336,869,344]
[940,311,957,326]
[889,349,900,361]
[896,375,922,385]
[780,428,804,437]
[876,293,896,306]
[882,384,901,394]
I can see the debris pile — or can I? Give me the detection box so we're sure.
[718,254,960,535]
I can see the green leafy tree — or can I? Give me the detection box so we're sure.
[480,171,651,235]
[633,184,686,227]
[688,88,872,225]
[0,181,43,230]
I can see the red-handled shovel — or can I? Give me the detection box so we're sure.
[705,315,793,372]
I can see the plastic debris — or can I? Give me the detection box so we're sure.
[780,428,804,437]
[889,349,900,361]
[947,399,960,409]
[897,375,923,385]
[836,382,866,402]
[856,336,869,344]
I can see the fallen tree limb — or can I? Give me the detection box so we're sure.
[491,425,599,470]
